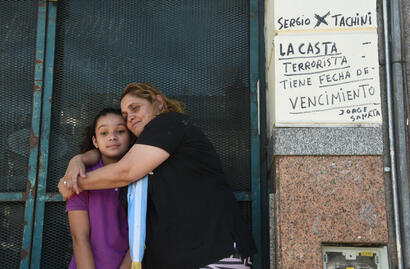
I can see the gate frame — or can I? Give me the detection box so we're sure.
[25,0,268,268]
[30,1,58,269]
[16,1,48,268]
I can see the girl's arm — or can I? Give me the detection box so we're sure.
[118,249,132,269]
[68,210,95,269]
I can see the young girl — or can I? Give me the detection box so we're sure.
[66,108,132,269]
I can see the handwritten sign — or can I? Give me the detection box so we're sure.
[273,0,381,126]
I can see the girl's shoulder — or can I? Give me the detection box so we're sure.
[85,159,104,173]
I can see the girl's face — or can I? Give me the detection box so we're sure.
[92,113,131,163]
[120,94,163,137]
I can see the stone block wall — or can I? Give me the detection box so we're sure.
[274,156,388,268]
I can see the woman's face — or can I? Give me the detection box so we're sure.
[121,94,161,137]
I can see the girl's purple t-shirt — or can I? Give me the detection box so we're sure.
[66,161,129,269]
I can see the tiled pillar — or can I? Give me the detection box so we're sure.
[275,156,388,268]
[268,128,388,268]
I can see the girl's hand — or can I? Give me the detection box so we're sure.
[118,249,132,269]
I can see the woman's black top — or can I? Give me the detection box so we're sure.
[136,112,256,269]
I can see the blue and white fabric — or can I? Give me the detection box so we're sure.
[127,175,148,269]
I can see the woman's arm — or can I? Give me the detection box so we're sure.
[78,144,169,190]
[68,210,95,269]
[59,144,169,200]
[58,149,101,200]
[66,149,101,194]
[118,249,132,269]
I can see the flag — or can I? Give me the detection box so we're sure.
[127,176,148,269]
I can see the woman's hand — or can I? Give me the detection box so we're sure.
[58,177,75,201]
[65,154,87,194]
[58,154,87,200]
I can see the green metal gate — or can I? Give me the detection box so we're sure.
[0,0,265,268]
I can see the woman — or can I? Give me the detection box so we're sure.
[58,83,256,269]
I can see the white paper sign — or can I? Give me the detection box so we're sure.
[274,0,376,32]
[273,0,381,126]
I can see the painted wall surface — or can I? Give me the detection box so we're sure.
[267,0,382,127]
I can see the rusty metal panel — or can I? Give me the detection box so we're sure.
[30,1,58,269]
[0,2,37,194]
[19,1,47,269]
[0,0,40,268]
[0,203,26,269]
[29,0,259,268]
[249,0,262,268]
[0,193,24,201]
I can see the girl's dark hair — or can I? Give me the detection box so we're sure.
[80,107,124,153]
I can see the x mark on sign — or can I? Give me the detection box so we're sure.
[314,11,331,28]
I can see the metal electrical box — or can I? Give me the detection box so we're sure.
[322,246,389,269]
